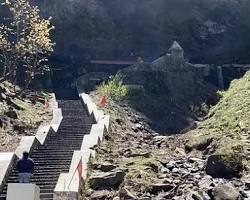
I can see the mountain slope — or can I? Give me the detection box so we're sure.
[186,70,250,170]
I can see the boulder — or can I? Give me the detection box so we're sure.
[186,191,203,200]
[212,183,240,200]
[166,160,176,170]
[245,180,250,190]
[149,183,175,194]
[198,175,214,191]
[6,97,23,110]
[0,118,4,128]
[5,109,18,119]
[93,162,117,172]
[205,155,243,178]
[119,188,137,200]
[126,151,150,158]
[90,190,110,200]
[0,92,7,100]
[90,170,126,190]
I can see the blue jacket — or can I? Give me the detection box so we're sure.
[17,158,34,174]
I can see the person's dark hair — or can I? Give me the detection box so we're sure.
[23,151,29,159]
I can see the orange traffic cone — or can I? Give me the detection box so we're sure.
[98,95,108,107]
[44,98,49,108]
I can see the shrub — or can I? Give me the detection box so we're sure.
[97,72,127,100]
[126,85,145,97]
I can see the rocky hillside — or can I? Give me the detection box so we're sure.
[84,90,250,200]
[186,70,250,177]
[0,82,52,151]
[26,0,250,64]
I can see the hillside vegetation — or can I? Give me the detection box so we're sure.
[0,82,52,151]
[186,70,250,171]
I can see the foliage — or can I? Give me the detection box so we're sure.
[221,144,244,171]
[190,102,210,117]
[188,70,250,169]
[126,85,145,97]
[97,72,127,100]
[0,0,54,92]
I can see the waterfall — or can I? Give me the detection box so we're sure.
[217,66,224,89]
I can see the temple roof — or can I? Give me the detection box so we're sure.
[169,41,183,51]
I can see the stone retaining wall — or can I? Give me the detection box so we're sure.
[54,90,110,200]
[0,93,63,194]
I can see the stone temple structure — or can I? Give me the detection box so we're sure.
[169,41,184,60]
[151,41,189,71]
[122,41,216,101]
[119,41,218,132]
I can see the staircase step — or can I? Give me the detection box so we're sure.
[0,99,94,200]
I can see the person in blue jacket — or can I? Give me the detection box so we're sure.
[16,151,34,183]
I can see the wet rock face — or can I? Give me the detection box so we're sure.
[11,0,249,64]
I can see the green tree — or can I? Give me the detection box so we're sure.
[0,0,54,93]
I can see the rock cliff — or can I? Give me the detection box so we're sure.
[22,0,250,64]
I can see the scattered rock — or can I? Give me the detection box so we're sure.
[149,183,175,194]
[5,109,18,119]
[0,118,4,128]
[115,118,123,125]
[6,97,23,110]
[0,92,7,100]
[187,191,203,200]
[90,170,126,190]
[13,123,26,133]
[119,188,137,200]
[159,166,170,174]
[198,175,214,191]
[93,162,117,172]
[188,157,205,163]
[90,190,110,200]
[175,147,186,156]
[172,168,179,173]
[212,183,240,200]
[245,180,250,190]
[126,151,150,158]
[166,160,176,170]
[153,136,167,140]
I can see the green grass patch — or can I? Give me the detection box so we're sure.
[97,72,128,101]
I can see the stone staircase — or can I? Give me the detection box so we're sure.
[0,99,93,200]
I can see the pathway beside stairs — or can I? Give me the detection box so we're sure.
[0,99,93,200]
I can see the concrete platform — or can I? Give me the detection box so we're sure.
[7,183,40,200]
